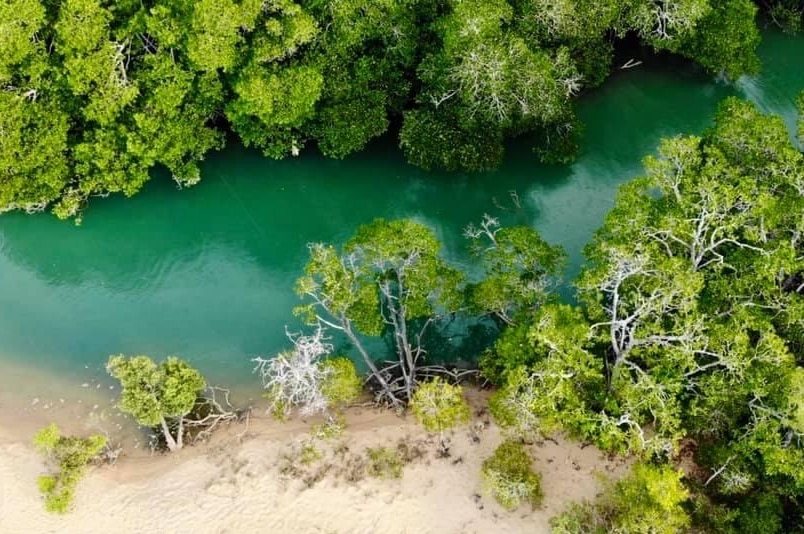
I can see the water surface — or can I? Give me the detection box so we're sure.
[1,30,803,395]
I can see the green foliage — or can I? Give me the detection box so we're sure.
[799,90,804,143]
[675,0,761,79]
[550,463,690,534]
[320,357,362,408]
[33,424,106,514]
[107,354,206,451]
[481,440,542,510]
[299,441,322,465]
[295,218,464,402]
[466,218,566,325]
[0,92,71,213]
[0,0,45,83]
[768,1,803,33]
[479,319,532,385]
[365,446,405,479]
[0,0,768,214]
[410,377,470,434]
[487,303,603,441]
[399,108,505,172]
[492,97,804,529]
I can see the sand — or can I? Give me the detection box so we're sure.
[0,364,627,534]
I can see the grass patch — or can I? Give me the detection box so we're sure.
[366,446,406,479]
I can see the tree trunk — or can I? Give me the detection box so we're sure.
[342,320,402,406]
[160,416,179,452]
[176,416,184,450]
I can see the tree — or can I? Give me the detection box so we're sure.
[400,0,582,171]
[766,1,803,33]
[224,0,322,158]
[488,98,804,529]
[33,424,107,514]
[674,0,761,79]
[294,218,464,404]
[302,0,432,158]
[0,0,771,215]
[465,214,566,326]
[0,0,46,83]
[253,324,361,419]
[107,354,206,452]
[0,91,71,215]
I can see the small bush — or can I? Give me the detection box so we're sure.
[33,424,106,514]
[366,446,405,479]
[299,441,322,465]
[410,377,471,435]
[312,415,346,441]
[320,357,362,408]
[482,440,542,510]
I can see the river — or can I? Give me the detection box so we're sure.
[1,29,803,400]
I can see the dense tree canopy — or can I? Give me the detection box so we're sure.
[107,354,207,451]
[0,0,768,218]
[488,98,804,532]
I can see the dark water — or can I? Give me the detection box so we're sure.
[1,30,803,393]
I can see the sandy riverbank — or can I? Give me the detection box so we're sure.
[0,383,628,534]
[0,359,629,533]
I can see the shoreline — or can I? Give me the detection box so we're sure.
[0,378,628,534]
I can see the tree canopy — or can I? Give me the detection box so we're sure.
[107,354,206,451]
[0,0,767,218]
[488,97,804,532]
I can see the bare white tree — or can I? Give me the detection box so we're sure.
[252,324,334,418]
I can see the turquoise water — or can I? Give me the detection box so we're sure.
[1,30,803,394]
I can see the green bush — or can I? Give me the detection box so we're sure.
[482,440,542,510]
[410,377,470,434]
[365,446,405,479]
[550,463,690,534]
[33,423,107,514]
[320,357,362,408]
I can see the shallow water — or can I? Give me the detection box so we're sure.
[1,30,803,395]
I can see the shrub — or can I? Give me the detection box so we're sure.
[320,357,362,408]
[482,440,542,510]
[366,446,405,479]
[312,414,346,441]
[33,424,107,514]
[299,441,322,465]
[410,377,471,435]
[550,463,690,534]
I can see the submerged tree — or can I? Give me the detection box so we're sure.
[107,355,206,452]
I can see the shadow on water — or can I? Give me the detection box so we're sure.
[0,30,802,387]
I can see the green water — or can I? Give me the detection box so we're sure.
[1,30,803,395]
